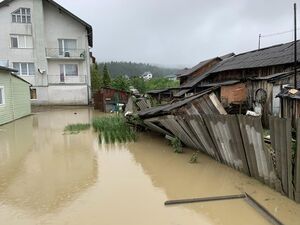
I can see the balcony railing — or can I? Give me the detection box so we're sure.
[45,48,86,59]
[48,75,87,84]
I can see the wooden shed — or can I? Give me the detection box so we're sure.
[93,87,130,112]
[248,71,298,127]
[277,88,300,128]
[0,66,31,125]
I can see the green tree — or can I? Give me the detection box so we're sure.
[103,64,111,87]
[145,77,179,91]
[91,64,102,93]
[130,76,146,94]
[111,75,130,91]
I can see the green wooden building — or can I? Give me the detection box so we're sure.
[0,66,31,125]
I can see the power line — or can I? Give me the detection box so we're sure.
[260,28,300,38]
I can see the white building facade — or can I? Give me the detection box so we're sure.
[0,0,93,105]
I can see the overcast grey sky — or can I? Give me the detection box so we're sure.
[57,0,300,67]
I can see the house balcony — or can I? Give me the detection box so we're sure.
[45,48,86,60]
[48,75,87,85]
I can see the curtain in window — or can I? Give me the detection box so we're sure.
[65,64,78,76]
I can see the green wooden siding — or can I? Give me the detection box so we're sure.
[11,76,31,120]
[0,71,31,126]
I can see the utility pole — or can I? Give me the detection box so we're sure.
[294,3,297,89]
[258,34,261,49]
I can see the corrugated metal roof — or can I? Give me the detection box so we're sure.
[212,40,300,73]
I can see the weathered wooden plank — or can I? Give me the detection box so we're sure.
[165,194,245,205]
[295,119,300,202]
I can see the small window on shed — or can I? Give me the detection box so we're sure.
[0,87,5,105]
[30,88,37,100]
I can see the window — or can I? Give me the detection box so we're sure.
[30,88,37,100]
[58,39,77,55]
[0,60,9,67]
[12,8,31,23]
[10,35,33,48]
[13,62,35,75]
[0,87,5,106]
[60,64,78,76]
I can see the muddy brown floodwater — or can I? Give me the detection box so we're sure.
[0,108,299,225]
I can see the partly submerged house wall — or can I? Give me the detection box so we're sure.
[0,71,14,125]
[11,75,31,119]
[0,71,31,126]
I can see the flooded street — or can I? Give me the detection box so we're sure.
[0,108,299,225]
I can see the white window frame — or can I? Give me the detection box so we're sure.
[13,62,35,76]
[58,39,77,55]
[0,86,5,106]
[12,8,31,24]
[60,64,79,76]
[10,35,33,49]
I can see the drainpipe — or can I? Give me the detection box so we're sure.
[294,3,298,89]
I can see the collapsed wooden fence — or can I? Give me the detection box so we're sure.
[144,114,300,203]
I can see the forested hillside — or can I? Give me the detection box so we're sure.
[98,62,178,78]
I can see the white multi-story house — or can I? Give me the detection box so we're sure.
[141,71,152,80]
[0,0,93,105]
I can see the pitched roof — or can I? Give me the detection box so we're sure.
[0,0,93,47]
[248,70,297,82]
[139,86,220,117]
[0,66,31,85]
[177,58,219,78]
[212,40,300,73]
[0,65,17,72]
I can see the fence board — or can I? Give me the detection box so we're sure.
[159,115,197,149]
[238,115,276,186]
[295,119,300,202]
[185,115,221,160]
[269,117,293,199]
[203,115,249,175]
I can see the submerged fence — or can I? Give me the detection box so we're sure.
[144,114,300,203]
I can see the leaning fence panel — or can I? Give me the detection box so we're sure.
[202,114,250,175]
[238,115,277,187]
[269,116,293,199]
[295,119,300,202]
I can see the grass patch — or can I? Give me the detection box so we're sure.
[189,151,200,163]
[92,115,136,143]
[171,137,183,153]
[64,123,90,134]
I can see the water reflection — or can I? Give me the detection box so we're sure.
[0,109,98,215]
[127,133,300,225]
[0,109,299,225]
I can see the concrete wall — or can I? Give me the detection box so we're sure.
[0,71,31,126]
[47,85,88,105]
